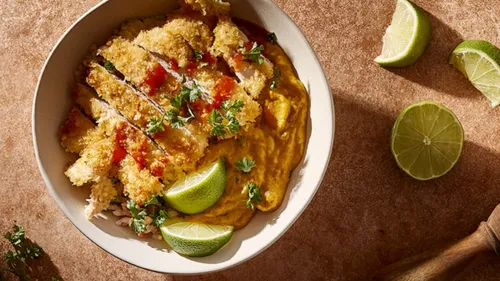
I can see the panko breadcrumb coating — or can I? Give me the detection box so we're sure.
[164,15,214,52]
[60,108,98,154]
[85,177,118,219]
[134,28,193,67]
[181,0,231,16]
[118,155,164,205]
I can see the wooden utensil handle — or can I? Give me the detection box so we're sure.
[372,222,499,281]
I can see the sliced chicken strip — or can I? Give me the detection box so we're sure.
[86,63,202,170]
[74,84,184,183]
[118,16,167,41]
[212,18,274,99]
[60,108,99,154]
[164,13,214,53]
[65,130,114,186]
[118,155,164,205]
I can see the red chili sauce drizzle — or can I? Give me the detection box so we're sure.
[169,58,179,71]
[144,63,168,96]
[112,128,127,164]
[131,139,148,169]
[212,76,235,109]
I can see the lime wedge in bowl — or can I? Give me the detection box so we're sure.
[450,40,500,107]
[160,222,234,257]
[391,102,464,180]
[163,158,226,215]
[375,0,431,67]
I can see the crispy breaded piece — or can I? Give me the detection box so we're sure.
[60,108,98,154]
[65,132,114,186]
[87,63,204,170]
[193,69,261,127]
[164,15,214,52]
[87,63,161,129]
[134,28,193,67]
[85,177,118,219]
[74,83,184,183]
[118,155,164,205]
[212,19,274,98]
[118,17,167,41]
[181,0,231,16]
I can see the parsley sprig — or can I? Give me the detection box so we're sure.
[1,225,45,281]
[236,157,256,173]
[208,109,226,137]
[245,183,263,210]
[208,100,245,137]
[127,200,147,233]
[146,114,166,135]
[270,68,281,90]
[240,42,265,65]
[166,83,201,128]
[103,60,116,71]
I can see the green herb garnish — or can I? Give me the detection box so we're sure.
[1,225,44,281]
[144,195,161,207]
[127,200,147,233]
[193,50,204,60]
[267,32,278,44]
[241,42,265,65]
[270,68,281,90]
[221,100,244,112]
[146,114,166,135]
[245,183,263,210]
[236,157,256,173]
[226,116,240,134]
[111,177,119,185]
[208,109,226,137]
[103,60,115,71]
[153,209,170,227]
[167,107,195,129]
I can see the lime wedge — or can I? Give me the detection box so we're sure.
[375,0,431,67]
[391,102,464,180]
[450,40,500,107]
[160,222,233,257]
[163,159,226,215]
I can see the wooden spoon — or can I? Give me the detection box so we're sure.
[372,204,500,281]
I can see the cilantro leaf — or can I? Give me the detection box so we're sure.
[270,68,281,90]
[208,109,226,137]
[236,157,256,173]
[189,84,201,103]
[127,200,148,233]
[226,116,240,134]
[210,124,226,137]
[131,219,146,233]
[153,210,170,227]
[222,100,244,112]
[146,114,166,135]
[245,183,263,210]
[241,42,265,65]
[103,60,115,71]
[144,195,161,207]
[208,109,223,124]
[267,32,278,44]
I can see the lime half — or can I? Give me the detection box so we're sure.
[164,159,226,215]
[160,222,233,257]
[450,40,500,107]
[391,102,464,180]
[375,0,431,67]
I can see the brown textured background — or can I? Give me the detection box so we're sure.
[1,0,500,280]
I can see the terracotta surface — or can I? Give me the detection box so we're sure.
[1,0,500,280]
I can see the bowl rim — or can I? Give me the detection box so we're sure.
[32,0,335,274]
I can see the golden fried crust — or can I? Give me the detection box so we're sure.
[165,15,214,52]
[60,108,98,154]
[117,17,167,41]
[118,155,164,205]
[181,0,231,16]
[85,177,118,219]
[134,28,193,67]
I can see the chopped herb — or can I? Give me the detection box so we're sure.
[1,225,45,281]
[127,200,147,233]
[270,68,281,90]
[245,183,263,210]
[267,32,278,44]
[146,114,166,135]
[153,209,170,227]
[241,42,265,65]
[103,60,115,71]
[189,84,201,103]
[226,116,240,134]
[167,108,195,129]
[171,84,201,108]
[111,177,119,185]
[208,109,224,124]
[144,195,161,207]
[211,124,226,137]
[221,100,244,112]
[193,50,204,60]
[208,109,226,137]
[236,157,256,173]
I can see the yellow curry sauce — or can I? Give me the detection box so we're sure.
[188,19,309,229]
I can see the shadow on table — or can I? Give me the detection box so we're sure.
[172,93,500,281]
[384,13,476,98]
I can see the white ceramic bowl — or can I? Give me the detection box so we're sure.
[33,0,334,274]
